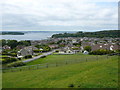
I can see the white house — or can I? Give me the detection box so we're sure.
[3,45,11,50]
[17,48,33,58]
[72,39,77,43]
[83,50,89,54]
[17,46,37,57]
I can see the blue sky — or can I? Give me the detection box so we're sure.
[1,0,119,31]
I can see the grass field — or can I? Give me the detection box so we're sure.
[25,54,105,66]
[2,55,118,88]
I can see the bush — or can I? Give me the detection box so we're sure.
[1,51,8,55]
[1,56,10,59]
[68,84,74,88]
[2,57,18,64]
[41,55,46,58]
[84,46,91,52]
[6,61,25,67]
[55,50,59,52]
[18,58,21,60]
[89,49,114,55]
[33,50,42,53]
[24,55,32,59]
[115,49,120,53]
[2,52,17,57]
[8,53,17,57]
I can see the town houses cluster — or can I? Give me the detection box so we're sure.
[1,37,120,58]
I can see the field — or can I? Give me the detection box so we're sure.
[25,53,104,66]
[2,55,118,88]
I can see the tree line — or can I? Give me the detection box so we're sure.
[1,32,24,35]
[52,30,120,38]
[0,39,31,49]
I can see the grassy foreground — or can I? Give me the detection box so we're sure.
[3,56,118,88]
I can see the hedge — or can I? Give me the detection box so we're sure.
[6,61,25,67]
[2,57,18,64]
[33,50,42,53]
[89,49,114,55]
[24,55,32,59]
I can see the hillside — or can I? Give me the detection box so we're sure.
[0,32,24,35]
[52,30,120,38]
[3,56,118,88]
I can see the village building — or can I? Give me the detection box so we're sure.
[58,46,80,54]
[83,50,89,54]
[17,48,33,58]
[91,44,120,51]
[3,45,11,50]
[17,46,38,58]
[48,44,59,49]
[16,45,26,50]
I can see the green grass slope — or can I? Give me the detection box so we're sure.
[3,56,118,88]
[25,54,102,66]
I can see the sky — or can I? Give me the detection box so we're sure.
[1,0,119,31]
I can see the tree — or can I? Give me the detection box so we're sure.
[0,39,6,46]
[7,40,18,49]
[35,45,51,52]
[18,40,31,46]
[89,49,114,55]
[84,46,91,52]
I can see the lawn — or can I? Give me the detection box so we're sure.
[2,55,118,88]
[25,53,106,66]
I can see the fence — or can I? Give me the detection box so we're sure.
[2,55,109,73]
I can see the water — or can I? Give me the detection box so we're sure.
[0,31,77,40]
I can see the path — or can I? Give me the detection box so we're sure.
[22,50,57,63]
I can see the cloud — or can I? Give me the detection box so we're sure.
[1,0,118,31]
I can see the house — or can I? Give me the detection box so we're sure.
[16,45,25,50]
[81,42,93,47]
[83,50,89,54]
[24,46,38,50]
[58,46,78,54]
[17,46,38,58]
[80,46,84,52]
[17,48,33,58]
[72,39,77,43]
[109,44,120,51]
[59,47,73,54]
[48,44,59,49]
[91,44,120,51]
[59,49,74,54]
[71,46,80,53]
[3,45,11,50]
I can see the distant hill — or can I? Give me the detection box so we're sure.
[52,30,120,38]
[0,32,24,35]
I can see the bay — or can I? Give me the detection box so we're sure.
[0,31,77,40]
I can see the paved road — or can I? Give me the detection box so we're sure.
[22,50,56,63]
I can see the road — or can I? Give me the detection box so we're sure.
[22,50,56,63]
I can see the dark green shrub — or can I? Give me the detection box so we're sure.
[116,49,120,53]
[55,50,59,52]
[89,49,114,55]
[33,50,42,53]
[1,51,8,55]
[1,56,10,59]
[84,46,92,52]
[7,61,25,67]
[41,55,46,58]
[18,58,21,60]
[68,84,74,88]
[24,55,32,59]
[2,57,18,64]
[8,53,17,57]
